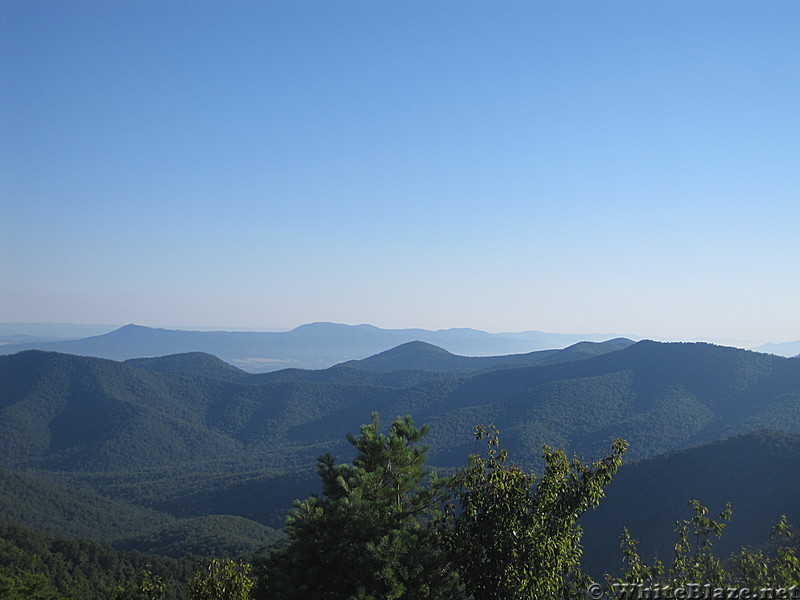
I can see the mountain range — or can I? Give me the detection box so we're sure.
[4,322,798,368]
[1,338,799,570]
[755,340,800,358]
[0,322,638,371]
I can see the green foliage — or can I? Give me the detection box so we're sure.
[762,516,800,587]
[440,425,627,600]
[187,559,254,600]
[0,518,195,600]
[0,568,62,600]
[256,413,459,600]
[113,568,167,600]
[5,395,800,600]
[670,500,733,585]
[610,502,800,594]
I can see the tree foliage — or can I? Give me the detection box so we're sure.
[187,559,254,600]
[440,425,627,600]
[611,501,800,595]
[0,568,61,600]
[0,518,194,600]
[255,413,458,599]
[113,567,167,600]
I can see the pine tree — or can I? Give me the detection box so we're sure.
[255,413,459,600]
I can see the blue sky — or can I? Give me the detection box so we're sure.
[2,1,799,342]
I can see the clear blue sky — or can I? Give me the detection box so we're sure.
[2,1,799,342]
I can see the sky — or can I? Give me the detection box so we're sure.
[1,1,799,343]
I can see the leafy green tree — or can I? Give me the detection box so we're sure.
[765,515,800,587]
[255,413,459,600]
[611,502,800,594]
[112,567,167,600]
[670,500,734,586]
[440,425,627,600]
[187,559,253,600]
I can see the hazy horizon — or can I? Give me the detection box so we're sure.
[3,2,798,343]
[3,320,795,352]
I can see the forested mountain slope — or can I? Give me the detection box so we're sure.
[0,469,284,557]
[2,341,799,474]
[0,468,172,541]
[125,351,251,380]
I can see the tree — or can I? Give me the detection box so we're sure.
[611,502,800,594]
[255,413,459,600]
[112,567,166,600]
[440,425,627,600]
[188,559,254,600]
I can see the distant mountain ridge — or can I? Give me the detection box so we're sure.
[334,338,635,372]
[0,322,119,342]
[756,340,800,358]
[0,322,634,372]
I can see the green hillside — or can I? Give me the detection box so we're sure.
[0,468,172,542]
[419,340,799,463]
[0,468,287,559]
[114,515,284,558]
[125,351,251,381]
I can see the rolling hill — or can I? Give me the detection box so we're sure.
[125,351,251,380]
[0,468,172,542]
